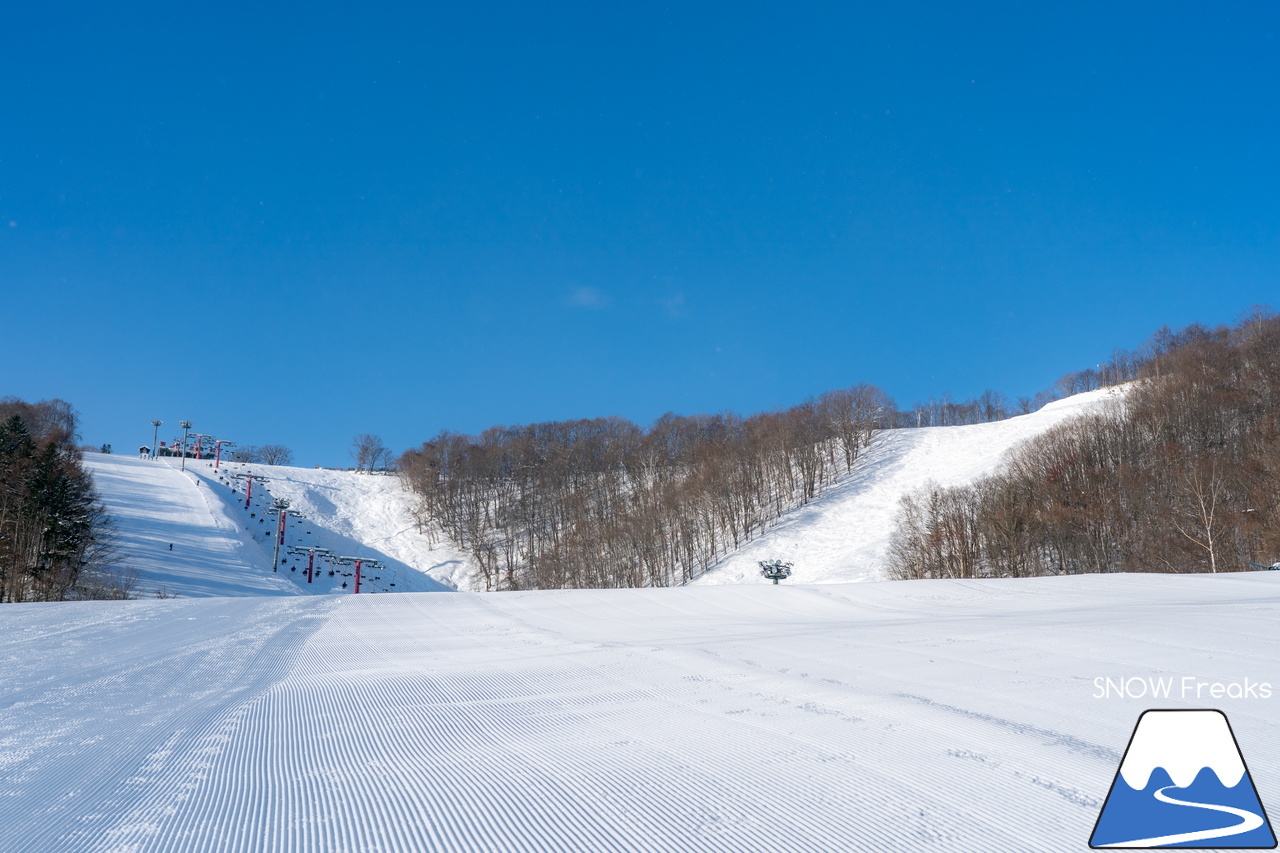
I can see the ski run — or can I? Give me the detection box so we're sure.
[2,388,1278,851]
[2,573,1278,851]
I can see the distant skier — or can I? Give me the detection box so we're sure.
[168,543,173,551]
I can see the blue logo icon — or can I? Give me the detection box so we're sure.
[1091,709,1276,848]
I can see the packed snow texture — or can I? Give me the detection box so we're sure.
[82,454,463,597]
[82,454,299,597]
[1,571,1278,851]
[693,386,1125,586]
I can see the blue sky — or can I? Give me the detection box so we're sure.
[3,2,1278,466]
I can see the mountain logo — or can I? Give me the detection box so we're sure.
[1091,709,1276,848]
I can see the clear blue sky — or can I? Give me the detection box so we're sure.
[3,2,1277,466]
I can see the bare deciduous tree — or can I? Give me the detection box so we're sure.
[399,386,894,591]
[351,434,388,472]
[258,444,294,466]
[229,446,261,463]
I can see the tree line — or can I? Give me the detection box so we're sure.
[887,308,1280,580]
[230,444,294,466]
[400,384,896,590]
[0,397,128,602]
[900,347,1147,428]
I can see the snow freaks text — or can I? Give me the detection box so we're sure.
[1093,676,1273,701]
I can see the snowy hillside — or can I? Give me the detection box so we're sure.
[85,388,1123,597]
[82,454,298,597]
[83,454,463,597]
[1,570,1277,851]
[205,459,469,591]
[694,386,1125,586]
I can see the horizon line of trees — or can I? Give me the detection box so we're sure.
[900,345,1148,428]
[229,443,294,466]
[887,307,1280,581]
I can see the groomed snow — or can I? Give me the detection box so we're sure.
[694,386,1126,586]
[83,454,463,597]
[2,570,1277,851]
[81,454,300,597]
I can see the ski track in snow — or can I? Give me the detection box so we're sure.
[2,571,1278,851]
[82,455,299,598]
[35,390,1279,849]
[693,386,1126,586]
[83,454,464,598]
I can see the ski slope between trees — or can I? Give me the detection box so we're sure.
[694,386,1124,586]
[84,388,1122,596]
[1,571,1278,851]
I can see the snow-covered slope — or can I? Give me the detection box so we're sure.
[202,460,468,592]
[87,388,1123,597]
[82,454,299,597]
[83,454,462,597]
[1,570,1277,852]
[694,386,1125,586]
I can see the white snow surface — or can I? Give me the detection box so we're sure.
[693,386,1126,586]
[83,454,463,597]
[81,454,298,597]
[208,460,468,592]
[2,570,1278,851]
[1119,710,1247,790]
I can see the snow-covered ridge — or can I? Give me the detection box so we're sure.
[1119,710,1247,790]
